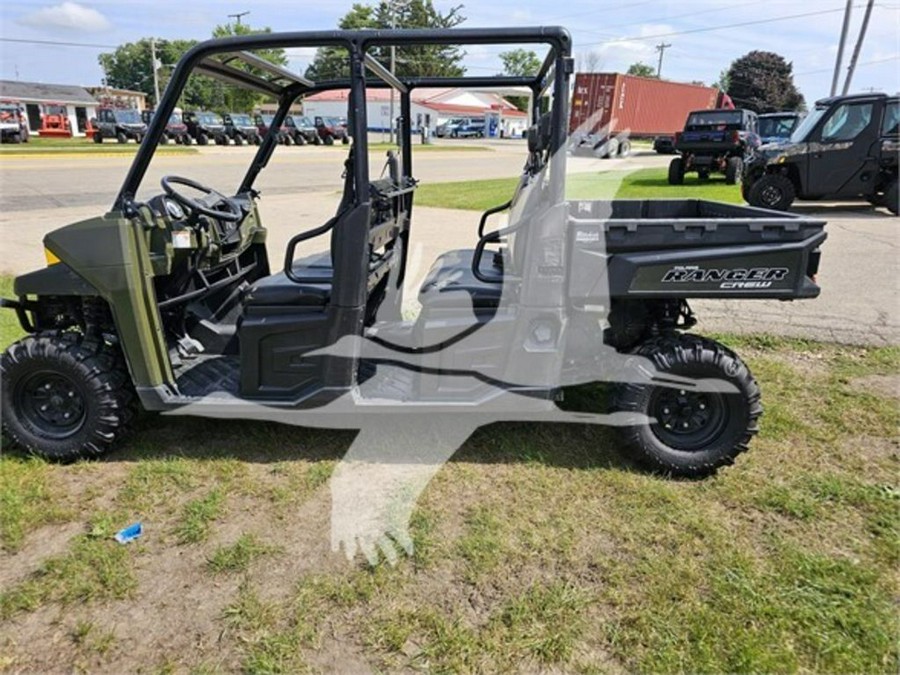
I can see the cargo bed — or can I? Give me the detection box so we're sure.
[567,199,826,300]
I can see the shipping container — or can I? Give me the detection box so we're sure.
[569,73,729,138]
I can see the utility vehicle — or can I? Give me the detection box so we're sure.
[757,111,803,146]
[314,115,349,145]
[283,114,319,145]
[0,28,827,478]
[669,108,759,185]
[744,93,898,214]
[92,107,146,144]
[143,110,191,145]
[0,102,28,143]
[222,113,261,145]
[183,110,228,146]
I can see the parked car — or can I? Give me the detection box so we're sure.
[223,113,261,145]
[757,112,804,145]
[669,108,759,185]
[183,110,228,146]
[143,110,191,145]
[283,115,319,145]
[314,116,349,145]
[92,107,147,144]
[744,93,898,214]
[435,117,467,137]
[455,119,486,138]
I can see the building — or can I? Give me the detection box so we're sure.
[303,87,529,137]
[85,87,149,113]
[0,80,98,136]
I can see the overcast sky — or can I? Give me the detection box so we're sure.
[1,0,898,102]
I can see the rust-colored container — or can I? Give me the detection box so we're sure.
[569,73,726,137]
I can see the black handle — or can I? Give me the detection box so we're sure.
[283,214,340,283]
[478,199,513,238]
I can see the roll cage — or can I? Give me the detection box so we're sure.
[115,27,573,214]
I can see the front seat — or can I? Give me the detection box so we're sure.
[242,251,333,307]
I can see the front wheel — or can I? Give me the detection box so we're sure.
[1,332,137,461]
[617,139,631,157]
[613,335,761,478]
[324,135,335,146]
[747,173,796,211]
[197,133,208,146]
[116,131,127,144]
[668,156,684,185]
[233,134,244,146]
[342,136,350,145]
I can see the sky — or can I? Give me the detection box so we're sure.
[1,0,898,103]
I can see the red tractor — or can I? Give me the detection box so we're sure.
[38,103,72,138]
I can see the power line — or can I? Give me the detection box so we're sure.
[794,54,899,75]
[0,37,117,49]
[577,6,864,48]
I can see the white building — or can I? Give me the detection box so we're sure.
[0,80,98,137]
[303,87,529,137]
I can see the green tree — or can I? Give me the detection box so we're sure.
[210,22,287,113]
[499,49,541,77]
[499,49,541,111]
[305,1,466,80]
[715,68,730,92]
[626,62,656,78]
[725,51,804,113]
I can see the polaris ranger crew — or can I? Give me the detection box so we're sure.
[669,108,759,184]
[0,27,826,478]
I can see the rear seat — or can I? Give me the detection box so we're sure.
[418,249,508,308]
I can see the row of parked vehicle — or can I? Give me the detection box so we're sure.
[655,93,898,214]
[91,107,350,147]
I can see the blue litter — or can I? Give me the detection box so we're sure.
[114,522,143,544]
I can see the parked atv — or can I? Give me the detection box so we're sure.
[757,111,803,146]
[0,27,827,481]
[223,113,261,145]
[744,93,898,215]
[183,110,228,146]
[669,109,759,185]
[283,115,320,145]
[0,102,29,143]
[143,110,191,145]
[314,115,349,145]
[92,107,147,144]
[254,113,288,144]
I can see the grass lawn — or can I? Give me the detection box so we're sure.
[415,167,744,211]
[0,273,897,673]
[0,136,195,155]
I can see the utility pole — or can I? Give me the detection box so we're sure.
[842,0,875,95]
[655,42,671,79]
[228,11,250,26]
[150,38,161,107]
[831,0,853,96]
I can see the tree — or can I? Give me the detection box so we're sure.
[715,69,730,92]
[305,1,466,80]
[99,23,287,111]
[499,49,542,77]
[210,22,287,112]
[576,51,603,73]
[626,62,656,78]
[724,51,804,113]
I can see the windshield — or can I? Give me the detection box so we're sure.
[168,112,182,125]
[789,107,827,143]
[685,110,743,130]
[758,115,799,139]
[260,114,274,125]
[199,112,223,125]
[230,114,252,126]
[114,109,142,124]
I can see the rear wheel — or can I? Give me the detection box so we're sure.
[1,332,137,462]
[612,334,761,478]
[885,179,899,216]
[668,156,685,185]
[197,133,208,146]
[233,134,244,146]
[159,134,169,145]
[93,132,103,144]
[342,136,350,145]
[294,132,306,146]
[725,156,743,185]
[747,173,796,211]
[617,139,631,157]
[324,135,335,146]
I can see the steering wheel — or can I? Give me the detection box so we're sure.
[161,175,242,222]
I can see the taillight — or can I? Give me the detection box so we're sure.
[732,130,740,143]
[674,131,681,142]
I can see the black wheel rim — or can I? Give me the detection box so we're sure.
[649,387,728,451]
[760,183,783,206]
[15,371,86,439]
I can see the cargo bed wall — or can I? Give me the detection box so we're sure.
[567,200,826,301]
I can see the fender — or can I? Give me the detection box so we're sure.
[13,263,100,297]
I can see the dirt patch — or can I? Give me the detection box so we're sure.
[849,374,900,400]
[0,521,84,589]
